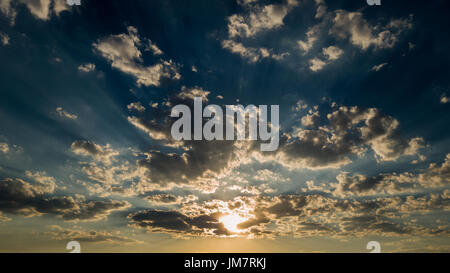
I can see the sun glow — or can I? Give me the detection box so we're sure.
[219,213,247,233]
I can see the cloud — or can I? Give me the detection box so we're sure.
[0,139,23,155]
[46,225,140,244]
[308,46,343,71]
[441,93,449,104]
[24,170,57,194]
[297,26,319,54]
[301,110,320,127]
[0,211,11,222]
[330,10,413,50]
[271,105,425,169]
[127,102,146,113]
[139,192,449,238]
[0,142,9,154]
[0,177,130,221]
[418,154,450,187]
[78,63,96,73]
[333,172,418,197]
[0,0,16,24]
[222,0,294,62]
[56,107,78,120]
[0,32,9,45]
[145,194,182,205]
[227,0,298,38]
[0,0,71,24]
[322,46,343,61]
[314,0,327,19]
[309,57,327,72]
[145,39,163,55]
[371,63,388,72]
[222,40,288,63]
[71,140,119,165]
[93,26,180,87]
[128,209,232,236]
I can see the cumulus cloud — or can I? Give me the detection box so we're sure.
[441,93,449,104]
[145,39,163,55]
[227,0,298,38]
[128,209,232,236]
[78,63,96,73]
[130,192,449,238]
[0,142,9,154]
[127,102,146,113]
[330,10,413,50]
[309,57,327,72]
[297,27,318,54]
[56,107,78,120]
[71,140,119,165]
[46,225,140,244]
[222,0,294,62]
[0,177,130,221]
[271,105,425,169]
[93,26,180,87]
[308,46,343,71]
[418,154,450,187]
[222,39,288,63]
[322,46,343,61]
[333,172,418,197]
[125,87,240,190]
[371,63,388,72]
[0,0,71,24]
[301,110,320,127]
[0,32,9,45]
[0,139,23,155]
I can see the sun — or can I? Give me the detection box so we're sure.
[219,213,247,233]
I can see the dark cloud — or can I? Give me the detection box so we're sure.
[274,105,424,169]
[128,209,232,236]
[0,177,130,221]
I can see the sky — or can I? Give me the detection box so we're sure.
[0,0,449,253]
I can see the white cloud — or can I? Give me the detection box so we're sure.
[309,58,326,72]
[371,63,388,72]
[222,39,279,63]
[308,46,343,72]
[0,32,10,45]
[78,63,96,73]
[0,0,72,24]
[145,39,163,55]
[314,0,327,19]
[53,0,70,15]
[441,93,449,104]
[227,0,298,38]
[93,26,180,87]
[330,10,413,50]
[19,0,51,20]
[222,0,295,63]
[127,102,146,112]
[0,0,16,24]
[0,142,9,154]
[301,111,320,127]
[56,107,77,120]
[71,140,119,166]
[297,26,318,54]
[322,45,343,61]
